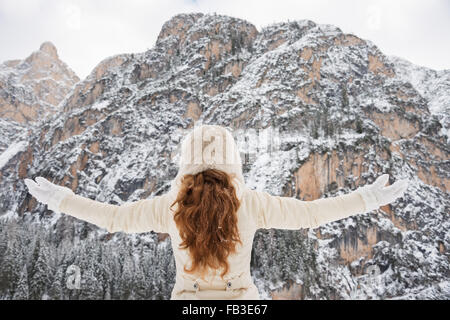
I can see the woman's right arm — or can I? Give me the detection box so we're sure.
[251,188,369,230]
[251,174,408,230]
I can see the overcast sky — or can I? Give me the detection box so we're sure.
[1,0,448,80]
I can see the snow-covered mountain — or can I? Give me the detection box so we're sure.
[0,13,448,300]
[0,42,79,152]
[387,55,449,143]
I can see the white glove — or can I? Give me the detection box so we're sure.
[356,174,408,212]
[24,176,75,214]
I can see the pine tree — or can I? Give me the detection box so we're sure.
[133,260,147,300]
[0,237,22,297]
[80,265,102,300]
[342,85,349,108]
[101,243,117,299]
[143,251,156,298]
[0,222,7,261]
[356,117,363,133]
[13,265,29,300]
[274,231,289,281]
[29,236,41,278]
[337,123,343,136]
[120,255,135,299]
[231,36,237,55]
[48,265,65,300]
[87,238,106,297]
[29,241,52,299]
[312,123,319,139]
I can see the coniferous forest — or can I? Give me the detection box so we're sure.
[0,217,322,300]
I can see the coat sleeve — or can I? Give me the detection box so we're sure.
[58,192,173,234]
[251,189,369,230]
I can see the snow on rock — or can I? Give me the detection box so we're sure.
[0,140,28,170]
[387,55,450,143]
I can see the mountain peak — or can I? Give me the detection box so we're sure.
[156,12,204,44]
[0,40,79,125]
[39,41,58,59]
[156,12,258,48]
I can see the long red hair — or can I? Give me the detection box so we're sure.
[170,169,242,280]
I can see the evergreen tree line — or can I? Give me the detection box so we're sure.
[0,217,326,300]
[0,219,175,300]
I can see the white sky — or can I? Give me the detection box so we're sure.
[0,0,448,80]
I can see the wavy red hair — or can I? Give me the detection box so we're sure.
[170,169,242,280]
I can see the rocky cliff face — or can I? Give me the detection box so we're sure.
[0,42,79,152]
[0,13,448,299]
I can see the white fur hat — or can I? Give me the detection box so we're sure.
[169,124,245,195]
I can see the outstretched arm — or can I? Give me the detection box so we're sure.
[25,177,172,234]
[252,174,408,230]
